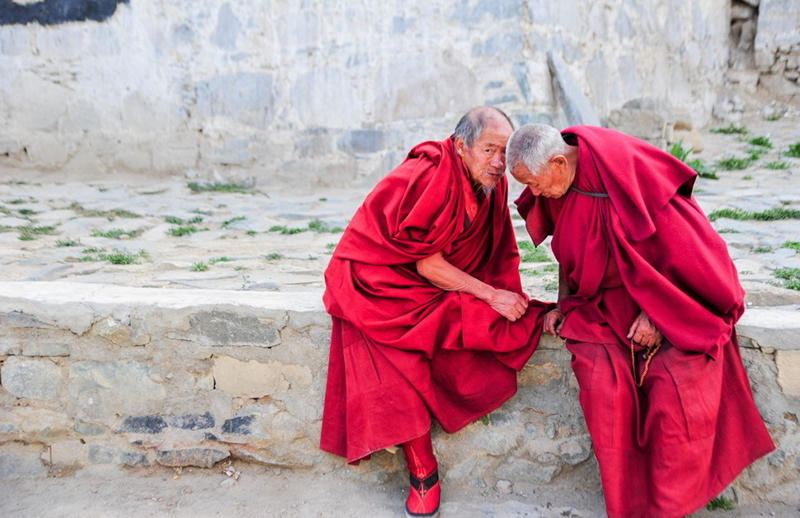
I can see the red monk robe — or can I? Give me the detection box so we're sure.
[322,137,551,463]
[516,126,775,518]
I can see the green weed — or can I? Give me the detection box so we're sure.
[56,239,80,247]
[520,247,551,263]
[0,207,10,215]
[165,216,203,225]
[18,226,57,240]
[716,157,752,170]
[7,199,29,205]
[742,175,753,180]
[82,247,105,254]
[710,124,748,135]
[269,225,307,235]
[191,262,208,272]
[246,230,257,236]
[669,140,692,162]
[308,218,344,233]
[209,256,232,264]
[70,203,141,220]
[187,182,252,194]
[265,253,285,260]
[765,113,781,121]
[775,268,800,291]
[318,197,328,202]
[138,188,168,195]
[752,246,773,253]
[17,208,38,216]
[765,161,790,170]
[706,495,735,511]
[708,208,800,221]
[688,159,718,179]
[167,225,208,237]
[782,141,800,158]
[782,242,800,252]
[190,209,213,216]
[222,216,246,227]
[717,228,740,234]
[748,136,773,148]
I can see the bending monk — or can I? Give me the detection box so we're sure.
[321,107,551,517]
[506,123,775,518]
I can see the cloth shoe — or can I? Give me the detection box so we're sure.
[405,470,440,518]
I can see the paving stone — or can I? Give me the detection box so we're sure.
[0,443,47,479]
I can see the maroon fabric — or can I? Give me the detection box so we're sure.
[322,137,551,463]
[515,126,774,517]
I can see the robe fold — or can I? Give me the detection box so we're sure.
[516,126,775,518]
[322,137,551,464]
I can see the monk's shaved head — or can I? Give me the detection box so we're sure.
[454,107,514,148]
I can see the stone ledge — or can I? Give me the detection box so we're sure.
[737,308,800,351]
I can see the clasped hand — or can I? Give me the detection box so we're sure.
[627,311,663,348]
[489,289,529,322]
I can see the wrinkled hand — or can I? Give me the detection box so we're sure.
[488,289,529,322]
[543,308,565,337]
[627,311,663,348]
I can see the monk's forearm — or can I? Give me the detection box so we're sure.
[416,253,496,303]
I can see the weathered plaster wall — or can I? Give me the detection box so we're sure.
[0,0,731,185]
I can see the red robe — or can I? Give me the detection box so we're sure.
[516,126,775,517]
[322,137,550,463]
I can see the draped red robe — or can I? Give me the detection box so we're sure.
[321,137,550,463]
[516,126,774,517]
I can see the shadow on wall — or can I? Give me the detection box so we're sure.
[0,0,128,26]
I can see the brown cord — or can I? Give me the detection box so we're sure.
[630,339,663,387]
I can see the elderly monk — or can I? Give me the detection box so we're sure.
[506,123,775,518]
[321,107,551,517]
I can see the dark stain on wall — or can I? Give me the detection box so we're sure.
[0,0,129,26]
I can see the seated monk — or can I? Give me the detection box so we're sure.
[321,107,552,517]
[506,123,776,518]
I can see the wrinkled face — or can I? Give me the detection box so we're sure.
[510,158,574,198]
[456,120,513,190]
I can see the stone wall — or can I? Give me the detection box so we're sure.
[0,0,733,186]
[754,0,800,100]
[0,281,798,506]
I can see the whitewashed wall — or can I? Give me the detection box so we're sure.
[0,0,731,186]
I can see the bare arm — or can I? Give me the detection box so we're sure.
[416,252,528,321]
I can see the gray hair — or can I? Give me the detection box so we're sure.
[506,124,569,175]
[453,107,514,147]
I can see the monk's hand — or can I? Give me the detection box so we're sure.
[544,308,565,337]
[626,311,663,348]
[488,289,529,322]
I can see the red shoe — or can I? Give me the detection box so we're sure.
[405,470,440,518]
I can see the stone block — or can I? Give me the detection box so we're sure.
[211,3,241,51]
[116,415,167,434]
[25,134,71,168]
[292,67,363,128]
[212,356,311,399]
[557,435,593,465]
[196,72,275,129]
[155,448,229,468]
[337,130,385,154]
[68,361,166,419]
[90,317,133,346]
[169,412,215,430]
[42,440,85,466]
[189,309,280,347]
[776,350,800,397]
[737,309,800,351]
[74,421,107,437]
[547,51,600,127]
[0,443,47,479]
[1,356,62,400]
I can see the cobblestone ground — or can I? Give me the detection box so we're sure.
[1,109,799,517]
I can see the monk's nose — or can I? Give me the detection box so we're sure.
[491,154,504,169]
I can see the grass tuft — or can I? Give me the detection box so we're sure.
[716,157,752,171]
[708,207,800,222]
[751,246,773,253]
[783,141,800,158]
[167,225,208,237]
[222,216,246,227]
[269,225,307,235]
[765,161,790,170]
[188,182,252,194]
[56,239,80,247]
[782,241,800,252]
[308,218,344,233]
[191,262,208,272]
[92,228,144,239]
[209,256,232,264]
[18,226,57,240]
[709,124,748,135]
[265,253,285,260]
[706,496,735,511]
[747,136,773,148]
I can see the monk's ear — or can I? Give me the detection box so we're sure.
[455,137,466,157]
[550,155,567,168]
